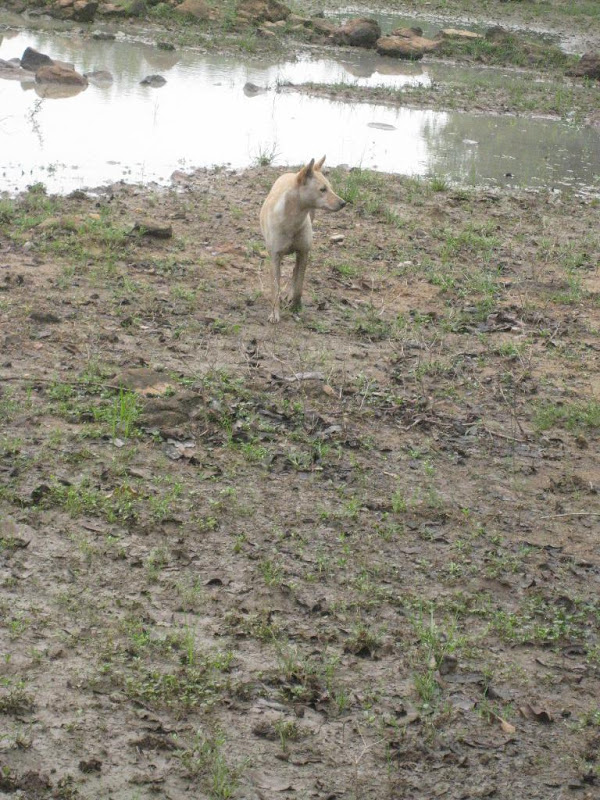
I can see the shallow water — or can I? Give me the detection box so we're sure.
[1,24,599,195]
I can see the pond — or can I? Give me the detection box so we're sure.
[1,21,599,195]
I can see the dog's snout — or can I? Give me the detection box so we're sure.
[339,199,347,209]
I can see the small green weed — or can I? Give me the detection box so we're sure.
[97,389,140,438]
[176,729,246,797]
[0,679,35,714]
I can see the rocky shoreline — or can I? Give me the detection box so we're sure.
[1,0,598,98]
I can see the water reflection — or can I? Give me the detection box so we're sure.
[423,114,600,191]
[0,27,598,195]
[33,81,88,99]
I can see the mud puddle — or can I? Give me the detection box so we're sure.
[1,25,599,195]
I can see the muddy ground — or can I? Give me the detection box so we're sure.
[1,3,600,800]
[2,165,600,799]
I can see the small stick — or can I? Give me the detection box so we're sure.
[482,425,527,443]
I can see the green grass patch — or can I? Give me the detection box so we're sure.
[489,594,598,646]
[176,729,247,797]
[437,30,575,70]
[0,678,35,715]
[329,167,389,217]
[534,400,600,432]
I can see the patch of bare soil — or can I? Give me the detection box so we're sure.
[1,166,599,799]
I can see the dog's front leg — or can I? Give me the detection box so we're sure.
[290,250,309,312]
[269,252,283,324]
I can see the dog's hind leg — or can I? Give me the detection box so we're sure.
[269,253,283,324]
[290,250,309,312]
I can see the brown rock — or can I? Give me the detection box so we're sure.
[174,0,210,20]
[97,3,128,15]
[35,64,88,85]
[376,34,439,60]
[308,17,337,37]
[132,220,172,237]
[485,26,510,43]
[567,51,600,80]
[390,26,423,38]
[440,28,483,40]
[334,17,381,48]
[72,0,98,21]
[235,0,291,24]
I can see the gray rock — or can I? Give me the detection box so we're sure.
[140,74,166,87]
[128,0,147,17]
[84,70,114,85]
[243,81,267,96]
[72,1,99,22]
[21,47,53,72]
[0,58,31,81]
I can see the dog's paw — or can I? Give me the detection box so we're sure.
[268,310,280,324]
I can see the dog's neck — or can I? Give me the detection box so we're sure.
[286,185,312,217]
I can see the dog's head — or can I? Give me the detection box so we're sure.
[296,156,346,212]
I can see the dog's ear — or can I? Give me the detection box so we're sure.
[297,158,315,185]
[314,156,326,172]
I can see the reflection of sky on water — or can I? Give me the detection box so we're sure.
[0,28,599,195]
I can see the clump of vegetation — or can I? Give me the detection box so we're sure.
[437,29,575,70]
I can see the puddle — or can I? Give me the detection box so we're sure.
[1,25,599,196]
